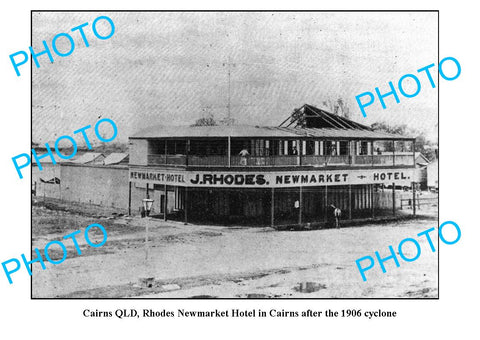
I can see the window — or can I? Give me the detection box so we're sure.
[190,139,227,156]
[339,141,348,155]
[253,139,266,156]
[149,140,165,154]
[166,140,187,155]
[287,140,298,155]
[306,140,315,155]
[324,141,339,156]
[360,141,369,155]
[269,140,280,156]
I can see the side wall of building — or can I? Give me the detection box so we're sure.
[60,165,129,211]
[427,160,438,189]
[129,139,148,165]
[32,164,61,199]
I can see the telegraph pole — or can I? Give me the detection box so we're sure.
[227,57,231,121]
[200,58,257,125]
[223,57,236,125]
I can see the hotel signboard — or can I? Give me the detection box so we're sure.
[129,168,414,188]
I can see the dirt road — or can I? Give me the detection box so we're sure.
[32,203,438,298]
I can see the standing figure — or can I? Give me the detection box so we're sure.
[331,146,337,156]
[328,203,341,228]
[239,148,250,166]
[334,206,342,228]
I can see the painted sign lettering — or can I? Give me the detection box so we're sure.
[190,174,266,186]
[129,168,413,188]
[130,171,185,184]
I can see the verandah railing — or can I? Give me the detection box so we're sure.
[146,154,414,167]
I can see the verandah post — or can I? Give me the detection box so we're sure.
[184,186,188,223]
[164,139,168,165]
[349,184,352,220]
[371,184,375,218]
[392,182,396,217]
[412,181,416,216]
[128,181,132,216]
[271,187,275,227]
[227,136,231,167]
[299,186,303,225]
[164,183,168,221]
[324,185,328,223]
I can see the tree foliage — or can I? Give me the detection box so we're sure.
[370,122,410,136]
[191,114,217,127]
[322,98,351,119]
[371,122,438,161]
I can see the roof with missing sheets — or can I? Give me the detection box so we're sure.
[131,104,413,140]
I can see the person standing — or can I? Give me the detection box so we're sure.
[328,203,341,228]
[239,148,250,165]
[334,206,342,228]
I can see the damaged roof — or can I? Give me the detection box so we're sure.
[130,104,413,140]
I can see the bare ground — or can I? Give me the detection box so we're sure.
[31,199,438,298]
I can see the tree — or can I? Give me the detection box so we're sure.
[322,97,351,119]
[191,113,217,127]
[371,122,409,136]
[371,122,437,161]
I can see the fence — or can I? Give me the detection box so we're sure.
[400,197,438,210]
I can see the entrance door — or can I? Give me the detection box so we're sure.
[154,187,176,216]
[151,189,163,216]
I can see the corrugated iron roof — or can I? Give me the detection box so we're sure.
[103,153,129,165]
[290,127,410,139]
[72,152,105,164]
[414,152,430,164]
[32,157,70,164]
[130,125,411,140]
[130,103,414,140]
[130,125,301,139]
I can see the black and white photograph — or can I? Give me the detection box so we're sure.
[5,0,480,338]
[30,11,439,299]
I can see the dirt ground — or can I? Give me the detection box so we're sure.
[31,198,438,298]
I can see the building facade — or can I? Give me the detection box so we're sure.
[128,104,417,227]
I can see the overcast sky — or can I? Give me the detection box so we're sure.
[32,11,438,145]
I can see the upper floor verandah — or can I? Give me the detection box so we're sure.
[130,135,415,168]
[129,109,416,169]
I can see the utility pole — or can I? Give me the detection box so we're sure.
[227,57,231,121]
[200,59,257,125]
[222,57,236,126]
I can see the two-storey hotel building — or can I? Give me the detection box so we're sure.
[127,104,416,227]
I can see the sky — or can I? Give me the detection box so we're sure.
[32,11,438,145]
